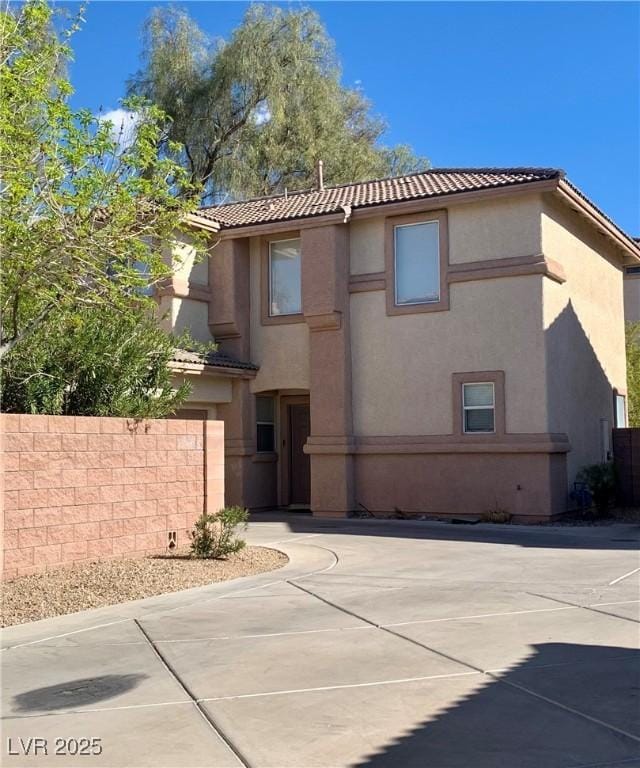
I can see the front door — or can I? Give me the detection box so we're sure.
[288,403,311,505]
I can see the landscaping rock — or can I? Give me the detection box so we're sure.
[1,546,288,627]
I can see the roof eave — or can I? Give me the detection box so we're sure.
[555,180,640,263]
[196,178,560,239]
[169,360,257,379]
[184,212,221,233]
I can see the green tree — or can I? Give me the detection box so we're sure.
[0,0,203,416]
[0,0,201,358]
[1,303,191,417]
[626,322,640,426]
[128,4,428,201]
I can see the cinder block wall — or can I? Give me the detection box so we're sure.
[1,414,224,580]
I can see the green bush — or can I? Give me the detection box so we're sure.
[480,507,512,524]
[190,507,248,559]
[0,303,191,418]
[576,462,616,516]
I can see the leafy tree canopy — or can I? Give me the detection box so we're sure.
[626,322,640,427]
[1,303,191,417]
[0,0,202,416]
[128,4,429,201]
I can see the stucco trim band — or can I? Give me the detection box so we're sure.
[348,272,386,293]
[157,280,212,302]
[305,311,343,331]
[304,433,570,455]
[448,254,567,285]
[348,255,566,294]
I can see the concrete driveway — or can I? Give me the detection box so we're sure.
[2,515,639,768]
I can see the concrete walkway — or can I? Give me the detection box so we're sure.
[2,515,639,767]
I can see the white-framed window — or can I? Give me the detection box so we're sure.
[269,238,301,316]
[462,382,495,434]
[615,394,627,428]
[394,220,440,305]
[256,395,275,452]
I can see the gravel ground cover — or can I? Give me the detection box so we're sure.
[1,546,288,627]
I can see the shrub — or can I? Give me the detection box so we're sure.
[480,507,512,524]
[190,507,248,559]
[1,303,192,418]
[576,462,616,516]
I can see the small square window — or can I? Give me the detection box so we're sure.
[256,395,275,452]
[462,383,495,434]
[269,239,301,316]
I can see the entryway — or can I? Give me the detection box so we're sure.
[280,396,310,508]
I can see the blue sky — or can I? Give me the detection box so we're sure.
[60,1,639,234]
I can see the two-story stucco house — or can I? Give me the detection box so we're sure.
[164,167,640,522]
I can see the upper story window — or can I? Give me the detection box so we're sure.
[394,220,440,305]
[385,210,448,317]
[269,238,301,316]
[462,382,495,434]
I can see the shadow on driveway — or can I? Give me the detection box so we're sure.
[350,641,640,767]
[13,674,148,713]
[251,511,640,551]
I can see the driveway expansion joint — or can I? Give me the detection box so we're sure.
[133,619,252,768]
[287,578,640,748]
[525,591,640,625]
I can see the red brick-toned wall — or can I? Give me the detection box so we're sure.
[1,414,224,580]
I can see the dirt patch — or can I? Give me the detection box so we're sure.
[1,546,288,627]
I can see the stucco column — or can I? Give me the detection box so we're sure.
[216,378,254,508]
[302,224,355,517]
[209,236,254,508]
[209,237,250,360]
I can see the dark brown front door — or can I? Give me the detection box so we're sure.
[288,404,310,505]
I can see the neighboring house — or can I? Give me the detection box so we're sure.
[162,168,640,522]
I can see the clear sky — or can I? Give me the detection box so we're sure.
[60,1,639,234]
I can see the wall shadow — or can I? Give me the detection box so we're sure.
[251,511,640,550]
[352,642,639,767]
[545,297,617,493]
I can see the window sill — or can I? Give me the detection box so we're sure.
[261,312,306,326]
[252,451,279,463]
[386,297,450,316]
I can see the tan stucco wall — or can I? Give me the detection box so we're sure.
[350,276,547,436]
[172,234,209,285]
[348,194,543,275]
[350,218,385,275]
[624,275,640,323]
[448,194,543,264]
[158,234,213,343]
[541,197,626,485]
[248,237,310,393]
[170,297,213,342]
[172,372,233,405]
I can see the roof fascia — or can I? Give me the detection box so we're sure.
[184,212,221,233]
[200,179,559,240]
[169,361,256,379]
[555,180,640,263]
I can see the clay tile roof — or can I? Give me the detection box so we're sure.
[198,167,564,230]
[172,349,258,372]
